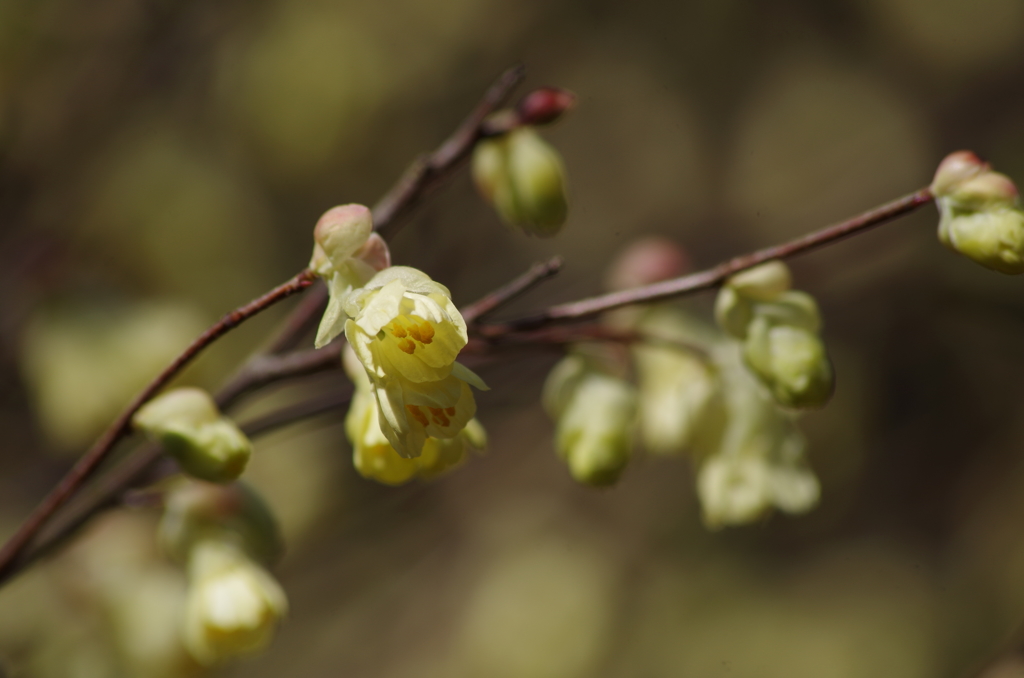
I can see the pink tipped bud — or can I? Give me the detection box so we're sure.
[311,204,374,273]
[932,151,990,197]
[605,237,691,291]
[353,232,391,272]
[516,88,577,126]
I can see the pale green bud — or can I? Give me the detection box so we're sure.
[743,316,833,409]
[159,480,284,567]
[545,358,636,486]
[134,388,252,483]
[725,260,792,301]
[946,171,1019,210]
[472,127,568,237]
[754,290,821,333]
[310,204,374,275]
[182,540,287,666]
[634,342,721,456]
[942,207,1024,274]
[714,286,753,339]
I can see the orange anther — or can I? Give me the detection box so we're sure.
[398,338,416,354]
[428,407,451,427]
[406,405,429,427]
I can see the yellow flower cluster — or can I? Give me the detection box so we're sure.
[343,345,485,484]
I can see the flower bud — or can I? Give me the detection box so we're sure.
[931,150,989,198]
[515,87,577,126]
[133,388,252,483]
[634,342,720,455]
[942,208,1024,274]
[182,540,287,666]
[159,480,284,567]
[544,356,636,486]
[311,204,374,274]
[472,127,569,237]
[743,316,833,409]
[714,286,753,339]
[725,260,792,301]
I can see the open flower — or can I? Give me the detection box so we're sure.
[341,269,486,457]
[343,345,486,484]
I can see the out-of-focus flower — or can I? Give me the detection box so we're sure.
[158,480,284,567]
[715,262,833,409]
[632,309,724,456]
[310,203,391,348]
[932,152,1024,274]
[696,342,820,527]
[472,127,569,236]
[343,266,486,458]
[181,540,287,666]
[543,355,636,486]
[343,346,486,485]
[133,388,252,483]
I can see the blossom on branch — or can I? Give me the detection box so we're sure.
[343,345,486,484]
[342,267,486,458]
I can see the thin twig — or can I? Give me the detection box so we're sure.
[373,64,525,240]
[480,187,935,335]
[216,344,343,411]
[0,269,316,583]
[239,388,351,438]
[462,256,563,324]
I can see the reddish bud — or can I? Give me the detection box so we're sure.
[516,88,577,126]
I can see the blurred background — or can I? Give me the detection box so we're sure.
[2,0,1024,676]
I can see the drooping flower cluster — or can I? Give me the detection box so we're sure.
[542,258,825,527]
[159,481,287,666]
[308,204,486,465]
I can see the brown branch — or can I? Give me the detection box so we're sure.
[3,386,352,583]
[373,63,525,241]
[0,269,316,584]
[462,256,563,324]
[479,187,935,336]
[216,344,343,411]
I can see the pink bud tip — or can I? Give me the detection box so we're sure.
[516,88,577,126]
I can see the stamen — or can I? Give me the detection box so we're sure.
[390,324,408,338]
[444,407,456,416]
[397,338,416,354]
[406,405,429,427]
[428,407,451,427]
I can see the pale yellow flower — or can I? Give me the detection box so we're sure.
[181,540,287,666]
[342,266,485,457]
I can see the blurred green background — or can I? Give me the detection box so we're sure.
[2,0,1024,676]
